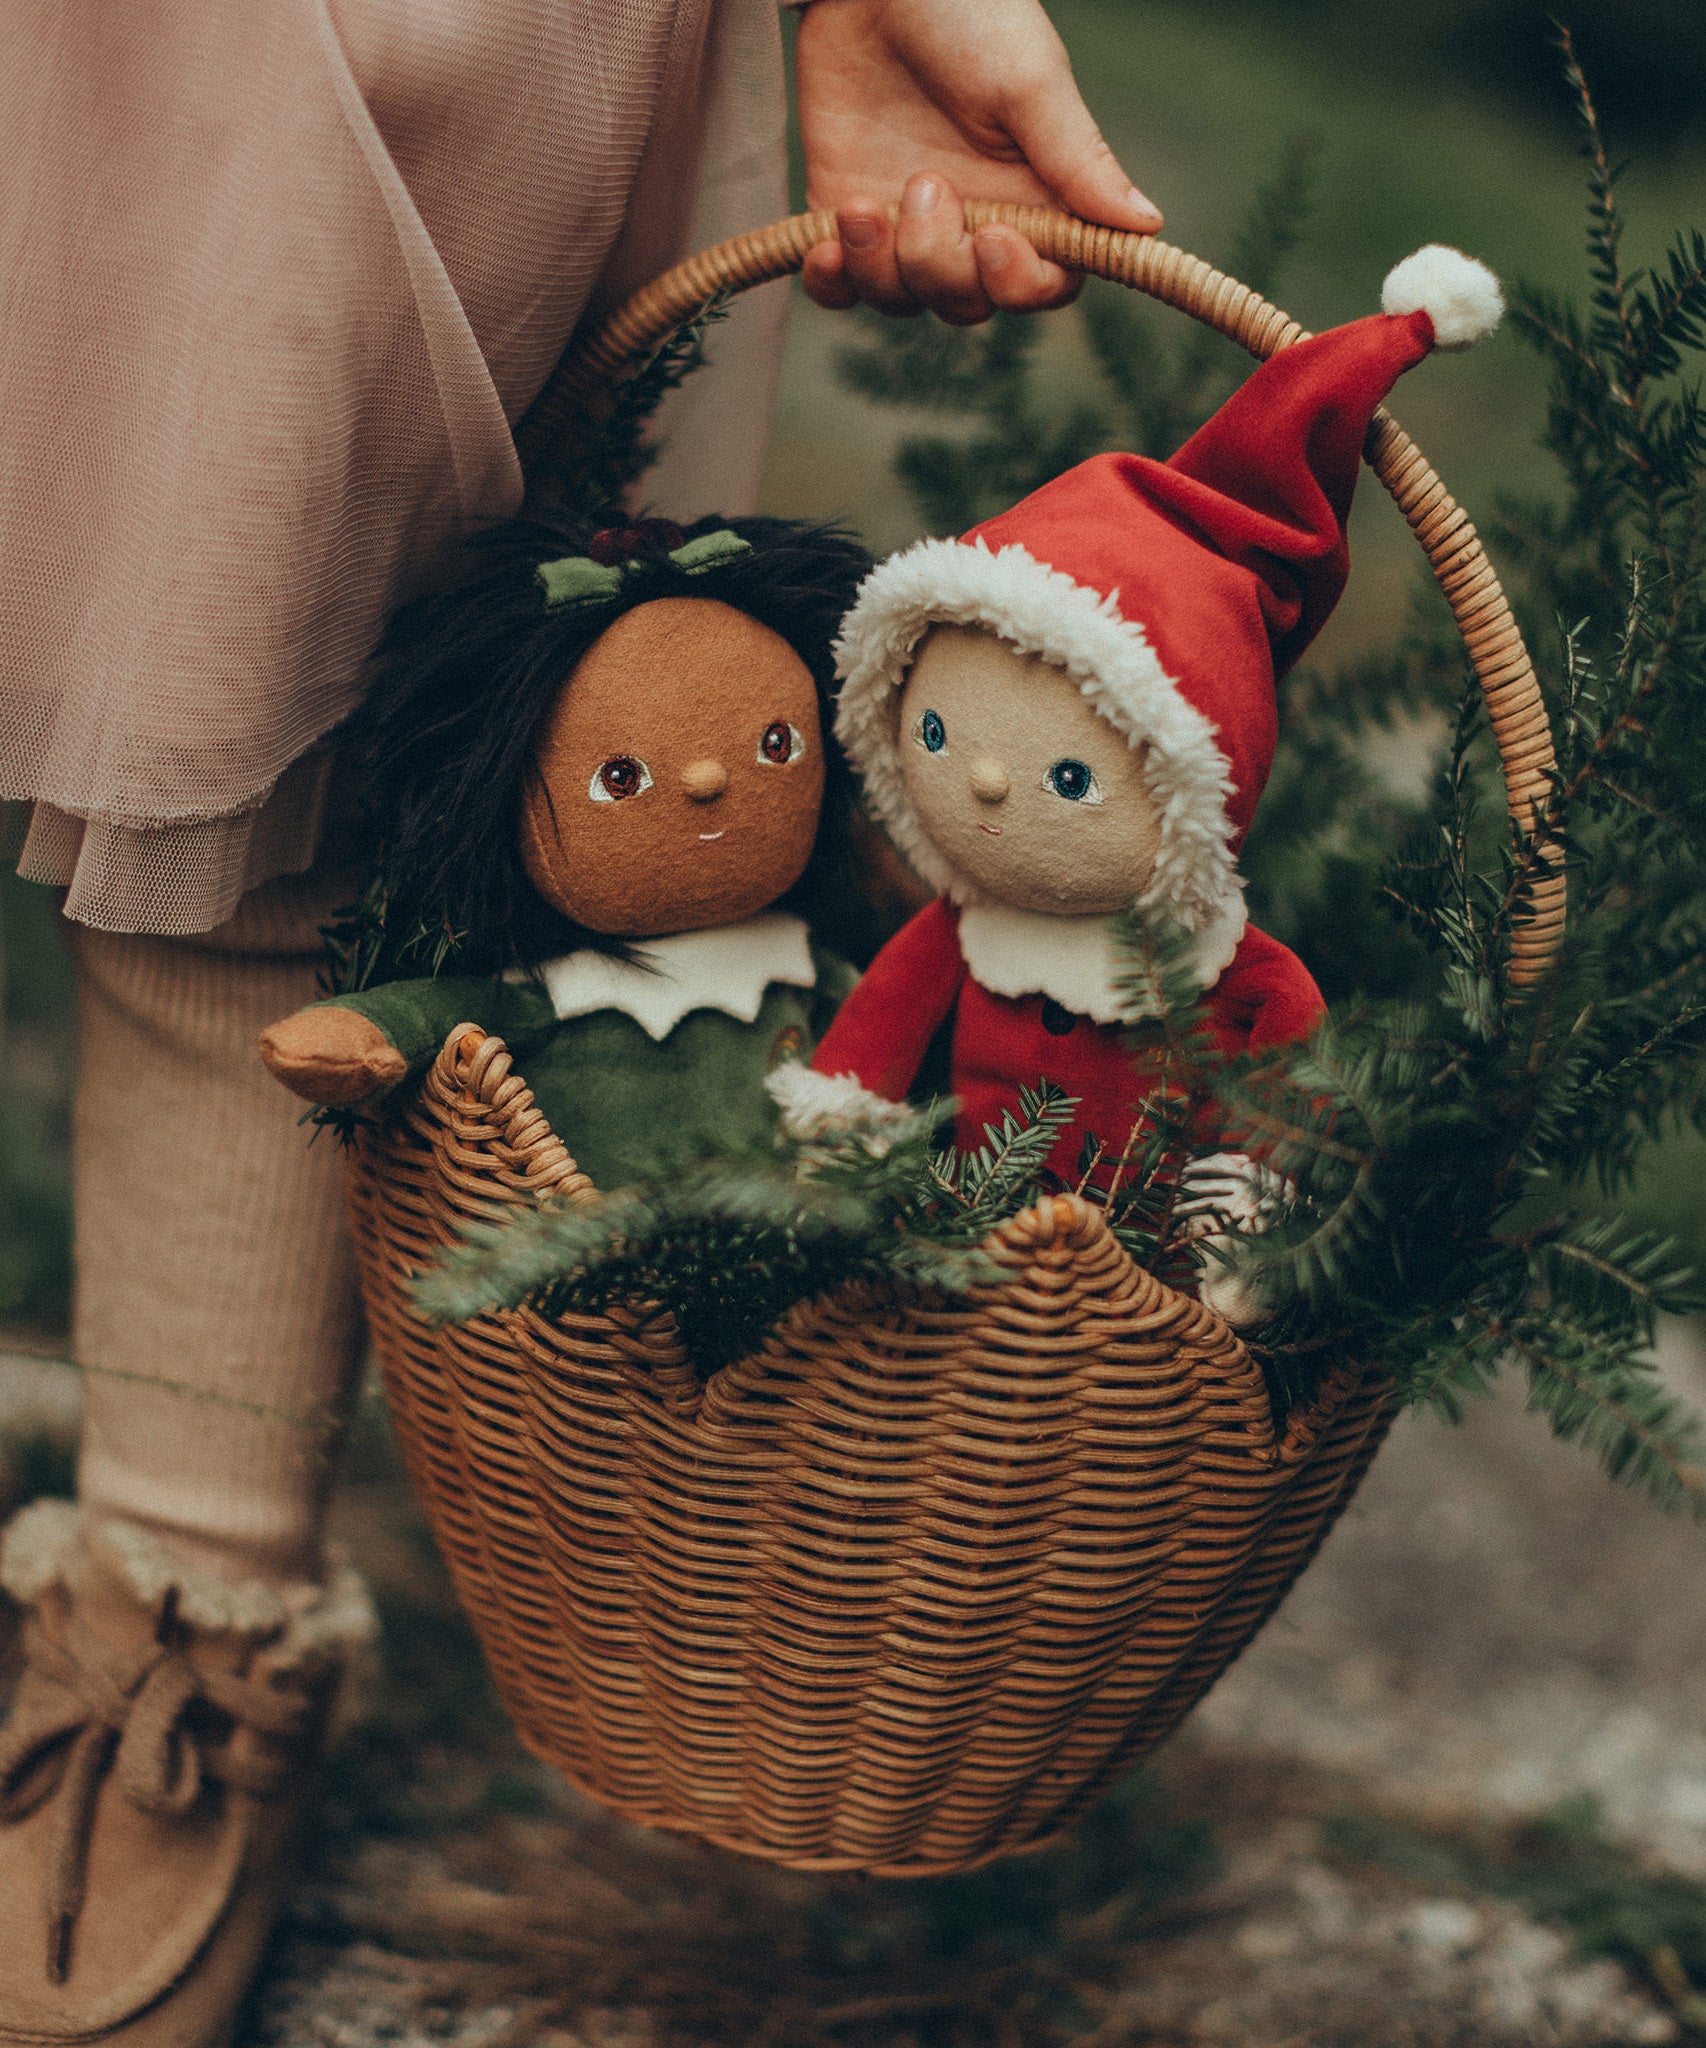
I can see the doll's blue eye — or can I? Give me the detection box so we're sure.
[918,710,946,753]
[1047,758,1101,803]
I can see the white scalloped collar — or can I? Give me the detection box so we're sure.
[528,912,816,1042]
[955,894,1247,1025]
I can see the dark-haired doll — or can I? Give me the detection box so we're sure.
[261,514,872,1189]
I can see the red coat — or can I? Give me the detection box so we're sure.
[811,898,1325,1181]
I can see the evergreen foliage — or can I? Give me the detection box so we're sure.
[524,296,733,525]
[423,44,1706,1513]
[419,1072,1195,1380]
[414,1099,1001,1380]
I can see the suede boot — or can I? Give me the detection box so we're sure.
[0,1500,375,2046]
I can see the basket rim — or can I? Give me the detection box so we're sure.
[416,1022,1363,1460]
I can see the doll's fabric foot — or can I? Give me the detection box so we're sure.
[0,1500,375,2046]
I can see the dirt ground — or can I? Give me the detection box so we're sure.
[3,1332,1702,2047]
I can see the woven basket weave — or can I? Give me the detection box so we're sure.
[349,212,1562,1878]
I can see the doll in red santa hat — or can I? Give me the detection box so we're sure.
[769,247,1505,1302]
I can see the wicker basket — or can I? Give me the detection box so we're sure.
[348,211,1564,1879]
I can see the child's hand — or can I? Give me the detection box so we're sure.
[794,0,1162,323]
[259,1007,407,1107]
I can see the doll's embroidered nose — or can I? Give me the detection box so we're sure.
[681,759,728,802]
[968,758,1009,804]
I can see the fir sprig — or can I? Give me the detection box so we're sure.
[521,295,734,523]
[414,1160,998,1380]
[927,1081,1080,1230]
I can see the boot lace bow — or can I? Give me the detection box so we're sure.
[0,1593,318,1984]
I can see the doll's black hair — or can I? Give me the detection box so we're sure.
[345,511,873,984]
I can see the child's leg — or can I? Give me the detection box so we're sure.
[68,873,363,1588]
[0,874,375,2042]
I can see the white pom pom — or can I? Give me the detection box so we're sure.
[1381,244,1504,351]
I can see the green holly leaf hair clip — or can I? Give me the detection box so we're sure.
[537,520,754,610]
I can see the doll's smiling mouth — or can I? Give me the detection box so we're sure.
[699,830,726,842]
[979,823,1004,836]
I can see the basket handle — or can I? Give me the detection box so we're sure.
[522,204,1563,990]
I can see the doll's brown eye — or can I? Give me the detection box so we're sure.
[589,755,653,802]
[757,720,805,766]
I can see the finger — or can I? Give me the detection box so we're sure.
[802,239,858,311]
[973,224,1081,313]
[1001,59,1162,232]
[836,200,920,316]
[893,174,992,326]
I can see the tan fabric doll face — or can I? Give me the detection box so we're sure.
[520,597,825,937]
[898,624,1164,915]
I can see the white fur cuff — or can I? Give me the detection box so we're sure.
[0,1497,378,1656]
[767,1063,923,1150]
[1179,1150,1289,1329]
[1382,245,1503,351]
[1177,1150,1285,1232]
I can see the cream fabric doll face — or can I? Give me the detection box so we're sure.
[520,597,825,937]
[897,625,1164,915]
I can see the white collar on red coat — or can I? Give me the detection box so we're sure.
[526,912,816,1043]
[955,893,1247,1026]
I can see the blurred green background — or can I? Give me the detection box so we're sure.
[5,0,1706,1339]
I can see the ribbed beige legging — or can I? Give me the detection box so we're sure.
[70,872,363,1587]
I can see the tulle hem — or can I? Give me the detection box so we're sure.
[15,748,334,936]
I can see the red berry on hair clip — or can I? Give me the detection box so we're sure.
[587,519,687,567]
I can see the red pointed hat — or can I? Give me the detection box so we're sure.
[834,245,1503,937]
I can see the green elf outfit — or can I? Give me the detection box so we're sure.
[325,911,854,1188]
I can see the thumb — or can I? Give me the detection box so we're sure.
[1003,68,1161,232]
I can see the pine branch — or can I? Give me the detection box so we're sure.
[1573,1003,1706,1108]
[934,1081,1079,1227]
[1475,1304,1706,1517]
[551,296,734,520]
[1107,903,1222,1073]
[1628,229,1706,386]
[1532,1217,1700,1328]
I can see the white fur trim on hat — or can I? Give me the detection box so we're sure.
[766,1063,924,1151]
[833,537,1243,934]
[1381,245,1503,351]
